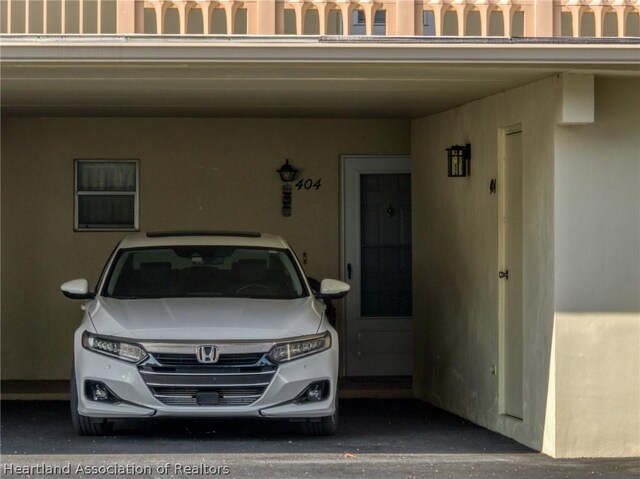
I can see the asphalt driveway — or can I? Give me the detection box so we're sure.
[1,399,638,478]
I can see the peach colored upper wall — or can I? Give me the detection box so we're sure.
[2,0,639,37]
[0,117,410,380]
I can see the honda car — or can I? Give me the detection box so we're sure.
[61,231,349,436]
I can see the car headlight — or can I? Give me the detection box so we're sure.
[267,331,331,363]
[82,331,148,363]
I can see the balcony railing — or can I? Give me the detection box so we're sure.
[1,1,639,38]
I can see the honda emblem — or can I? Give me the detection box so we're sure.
[196,345,219,364]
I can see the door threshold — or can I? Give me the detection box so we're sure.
[338,376,413,399]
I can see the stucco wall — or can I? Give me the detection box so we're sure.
[554,77,640,313]
[551,313,640,457]
[411,75,640,457]
[0,117,410,380]
[411,75,558,452]
[551,77,640,457]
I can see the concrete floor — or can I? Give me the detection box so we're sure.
[1,399,638,478]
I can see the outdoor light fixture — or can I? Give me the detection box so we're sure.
[446,144,471,177]
[276,159,299,217]
[277,159,299,183]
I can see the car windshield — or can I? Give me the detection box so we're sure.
[102,246,307,299]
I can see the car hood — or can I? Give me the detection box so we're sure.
[87,296,324,340]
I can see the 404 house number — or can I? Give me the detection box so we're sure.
[295,178,322,190]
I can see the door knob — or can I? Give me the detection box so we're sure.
[498,270,509,280]
[347,263,352,280]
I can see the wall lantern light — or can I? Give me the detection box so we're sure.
[277,159,299,183]
[446,144,471,177]
[276,159,299,217]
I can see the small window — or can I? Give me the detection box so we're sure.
[74,160,139,231]
[352,10,386,35]
[354,10,386,25]
[423,11,435,36]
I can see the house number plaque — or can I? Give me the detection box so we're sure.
[295,178,322,191]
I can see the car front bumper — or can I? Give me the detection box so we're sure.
[74,329,339,419]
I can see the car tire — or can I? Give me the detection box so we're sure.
[300,403,338,436]
[70,363,113,436]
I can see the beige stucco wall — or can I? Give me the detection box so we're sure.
[411,75,640,457]
[548,77,640,457]
[0,117,410,380]
[554,77,640,314]
[551,313,640,458]
[411,75,558,452]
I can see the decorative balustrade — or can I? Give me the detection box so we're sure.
[1,0,639,37]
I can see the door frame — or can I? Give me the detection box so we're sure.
[339,154,412,377]
[497,124,523,418]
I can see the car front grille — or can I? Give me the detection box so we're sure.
[138,351,276,407]
[154,352,263,367]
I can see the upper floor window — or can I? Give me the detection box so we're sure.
[423,11,436,36]
[352,10,386,35]
[75,160,139,231]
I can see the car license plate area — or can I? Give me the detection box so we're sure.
[196,392,220,405]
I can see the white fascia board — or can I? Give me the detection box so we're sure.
[1,36,639,67]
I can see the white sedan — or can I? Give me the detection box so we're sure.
[61,231,349,436]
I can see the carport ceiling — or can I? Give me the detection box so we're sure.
[0,63,543,117]
[2,38,638,118]
[0,62,557,117]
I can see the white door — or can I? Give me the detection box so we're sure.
[342,156,413,377]
[499,130,524,419]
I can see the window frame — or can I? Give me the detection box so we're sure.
[74,159,140,232]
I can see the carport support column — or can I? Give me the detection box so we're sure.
[504,5,515,37]
[116,0,137,34]
[396,0,416,35]
[477,3,491,37]
[221,0,238,35]
[362,1,381,36]
[174,1,194,34]
[317,2,331,36]
[431,3,445,37]
[257,0,278,34]
[338,1,355,35]
[200,1,215,34]
[614,6,628,37]
[453,3,470,36]
[291,1,309,35]
[592,5,605,38]
[534,0,554,37]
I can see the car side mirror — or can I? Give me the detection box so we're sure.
[317,279,350,300]
[61,279,95,300]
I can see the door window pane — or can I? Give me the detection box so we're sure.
[360,174,412,317]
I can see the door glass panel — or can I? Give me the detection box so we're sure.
[360,174,412,317]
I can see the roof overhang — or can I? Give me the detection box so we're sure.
[1,35,638,117]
